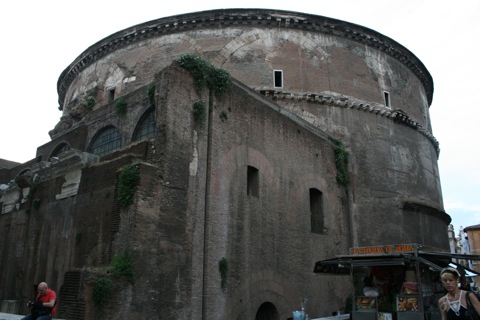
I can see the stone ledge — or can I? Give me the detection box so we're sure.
[257,89,440,158]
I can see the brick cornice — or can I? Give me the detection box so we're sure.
[57,9,433,110]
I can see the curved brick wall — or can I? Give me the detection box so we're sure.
[58,9,432,124]
[55,8,445,245]
[1,8,445,319]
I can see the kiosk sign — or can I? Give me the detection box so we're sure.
[350,244,416,255]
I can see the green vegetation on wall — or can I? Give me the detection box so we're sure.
[86,96,96,110]
[329,137,350,186]
[176,54,232,96]
[117,164,140,207]
[115,97,128,117]
[92,276,114,305]
[92,252,135,305]
[192,100,207,126]
[147,81,156,105]
[78,95,96,112]
[109,252,135,284]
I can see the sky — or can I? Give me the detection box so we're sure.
[1,0,479,234]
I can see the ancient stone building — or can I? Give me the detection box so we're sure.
[0,8,448,320]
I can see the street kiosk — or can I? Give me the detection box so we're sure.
[314,244,480,320]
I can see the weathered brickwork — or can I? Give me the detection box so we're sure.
[0,8,449,320]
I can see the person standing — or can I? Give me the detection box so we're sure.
[21,282,56,320]
[439,268,480,320]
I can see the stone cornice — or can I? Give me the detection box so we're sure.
[57,9,433,109]
[257,89,440,158]
[402,201,450,224]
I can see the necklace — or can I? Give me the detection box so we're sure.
[447,290,462,316]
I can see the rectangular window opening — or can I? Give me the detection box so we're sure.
[310,188,324,234]
[108,88,116,103]
[274,70,283,88]
[247,166,259,197]
[384,91,391,108]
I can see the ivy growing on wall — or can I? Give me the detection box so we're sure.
[329,137,350,186]
[192,100,207,127]
[117,164,140,207]
[176,54,232,96]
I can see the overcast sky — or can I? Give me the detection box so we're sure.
[1,0,478,234]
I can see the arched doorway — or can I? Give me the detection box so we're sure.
[255,302,280,320]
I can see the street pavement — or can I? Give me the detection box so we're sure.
[0,313,23,320]
[0,313,64,320]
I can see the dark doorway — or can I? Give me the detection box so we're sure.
[255,302,280,320]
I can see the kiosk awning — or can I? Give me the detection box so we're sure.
[314,254,408,274]
[314,246,480,276]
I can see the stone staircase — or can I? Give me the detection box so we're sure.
[58,270,85,320]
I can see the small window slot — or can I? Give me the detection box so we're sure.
[384,91,391,108]
[108,88,116,103]
[247,166,259,197]
[310,188,324,234]
[274,70,283,88]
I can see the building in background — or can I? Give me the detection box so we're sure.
[464,224,480,288]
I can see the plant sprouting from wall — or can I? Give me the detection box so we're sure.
[91,252,135,306]
[208,68,231,96]
[84,87,97,111]
[176,54,231,96]
[219,257,229,289]
[192,100,207,126]
[117,163,140,207]
[76,95,96,113]
[115,97,128,117]
[109,252,134,284]
[86,96,96,110]
[329,137,349,186]
[147,81,156,105]
[92,276,114,305]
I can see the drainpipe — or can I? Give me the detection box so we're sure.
[202,91,214,319]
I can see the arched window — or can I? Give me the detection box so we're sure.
[50,142,70,159]
[17,169,31,177]
[88,126,122,156]
[255,302,279,320]
[132,108,156,142]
